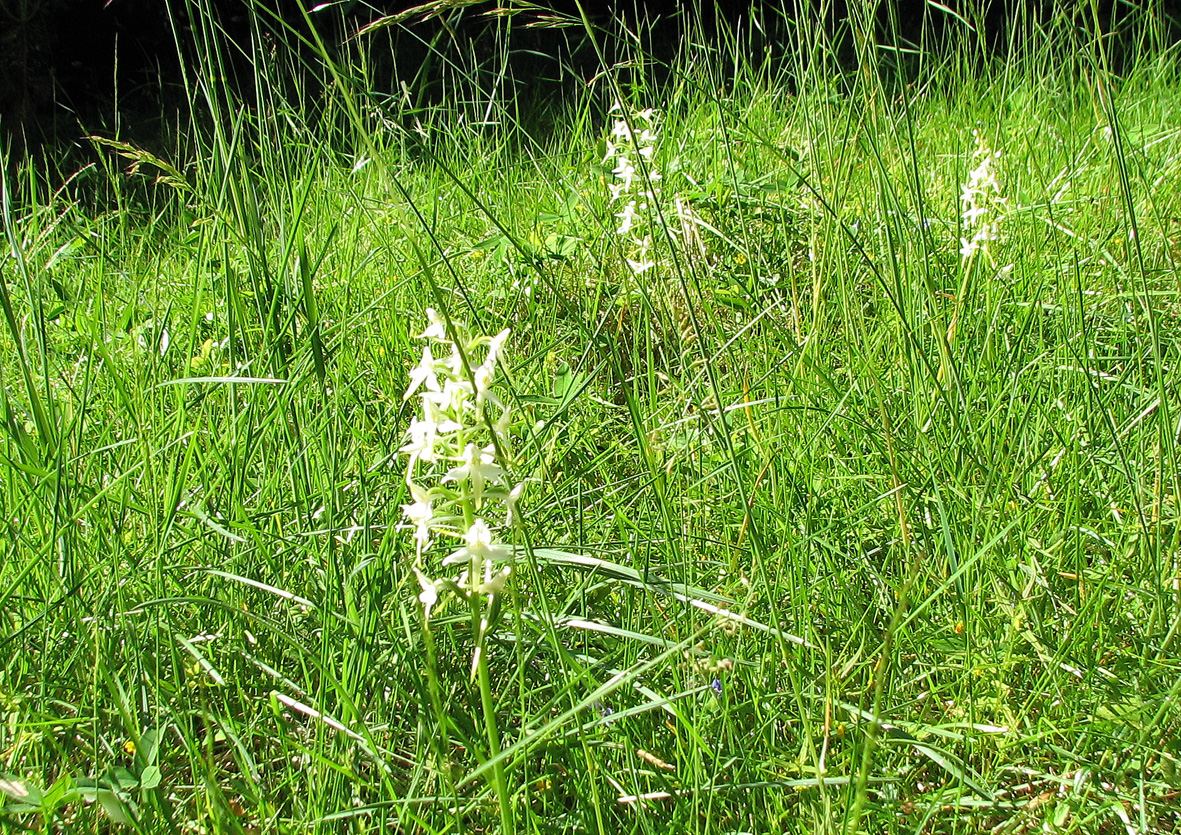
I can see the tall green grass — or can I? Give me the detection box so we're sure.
[2,1,1180,832]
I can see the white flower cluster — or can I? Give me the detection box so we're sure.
[399,308,522,615]
[603,104,663,274]
[959,130,1007,263]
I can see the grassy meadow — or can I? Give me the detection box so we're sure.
[2,1,1180,832]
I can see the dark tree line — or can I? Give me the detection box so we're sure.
[1,0,1177,158]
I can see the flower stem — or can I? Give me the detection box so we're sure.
[418,618,459,810]
[474,595,514,835]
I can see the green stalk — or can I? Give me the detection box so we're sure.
[418,614,459,816]
[474,602,515,835]
[448,364,513,833]
[466,510,513,832]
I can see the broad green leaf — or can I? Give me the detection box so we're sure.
[0,774,41,806]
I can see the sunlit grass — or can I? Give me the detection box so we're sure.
[1,2,1180,833]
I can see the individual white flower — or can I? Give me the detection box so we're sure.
[478,565,511,596]
[401,415,441,465]
[473,363,504,411]
[444,443,504,504]
[616,201,640,236]
[504,481,526,528]
[424,377,475,416]
[414,566,440,620]
[423,398,463,437]
[440,342,465,376]
[418,307,448,341]
[443,518,511,567]
[403,345,441,400]
[493,408,514,451]
[401,481,435,550]
[484,328,510,370]
[961,202,989,225]
[612,157,637,193]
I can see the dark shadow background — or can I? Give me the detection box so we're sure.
[2,0,1179,162]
